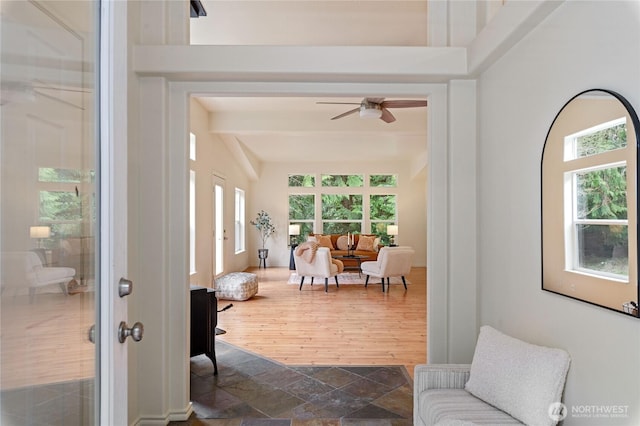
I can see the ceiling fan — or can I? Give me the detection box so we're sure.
[1,80,92,107]
[317,97,427,123]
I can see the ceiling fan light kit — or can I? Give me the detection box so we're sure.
[359,103,383,119]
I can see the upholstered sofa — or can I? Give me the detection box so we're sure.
[414,326,571,426]
[308,233,381,267]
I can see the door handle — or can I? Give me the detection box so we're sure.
[118,321,144,343]
[118,278,133,297]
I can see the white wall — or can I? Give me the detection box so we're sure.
[248,160,428,268]
[189,98,251,286]
[476,1,640,424]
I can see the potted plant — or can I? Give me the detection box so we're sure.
[250,210,276,266]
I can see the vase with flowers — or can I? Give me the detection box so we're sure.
[250,210,276,267]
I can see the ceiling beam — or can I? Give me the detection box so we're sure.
[133,46,467,84]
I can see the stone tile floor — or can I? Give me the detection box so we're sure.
[171,340,413,425]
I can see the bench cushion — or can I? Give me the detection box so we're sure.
[214,272,258,301]
[417,388,522,425]
[464,326,571,426]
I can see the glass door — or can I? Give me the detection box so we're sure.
[1,1,99,424]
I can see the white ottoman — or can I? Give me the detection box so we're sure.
[214,272,258,301]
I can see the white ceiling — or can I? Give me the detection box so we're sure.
[190,1,429,164]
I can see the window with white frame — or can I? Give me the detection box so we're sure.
[189,170,196,274]
[370,194,397,245]
[38,168,94,242]
[235,188,246,253]
[564,120,629,279]
[189,132,197,274]
[288,173,397,239]
[288,194,315,242]
[190,132,196,161]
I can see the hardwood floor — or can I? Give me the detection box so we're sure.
[0,266,426,391]
[0,290,95,390]
[215,267,427,379]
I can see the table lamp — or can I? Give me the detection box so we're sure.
[30,225,51,248]
[289,224,300,246]
[387,225,398,247]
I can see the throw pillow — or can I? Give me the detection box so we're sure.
[356,235,376,252]
[307,235,318,243]
[317,235,334,249]
[464,326,571,426]
[373,237,381,252]
[336,235,350,251]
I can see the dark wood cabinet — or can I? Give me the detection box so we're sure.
[190,285,218,375]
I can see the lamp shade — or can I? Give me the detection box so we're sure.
[289,224,300,236]
[30,226,51,239]
[387,225,398,236]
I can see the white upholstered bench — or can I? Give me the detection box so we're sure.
[414,326,571,426]
[214,272,258,301]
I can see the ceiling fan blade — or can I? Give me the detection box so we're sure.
[380,100,427,109]
[317,101,360,105]
[380,108,396,123]
[331,107,360,120]
[33,86,92,93]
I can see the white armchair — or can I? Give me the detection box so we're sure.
[293,244,340,292]
[1,251,76,302]
[361,246,414,292]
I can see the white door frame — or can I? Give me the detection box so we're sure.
[141,81,446,420]
[100,0,129,424]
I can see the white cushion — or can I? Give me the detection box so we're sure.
[464,326,571,426]
[336,235,349,250]
[418,388,522,425]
